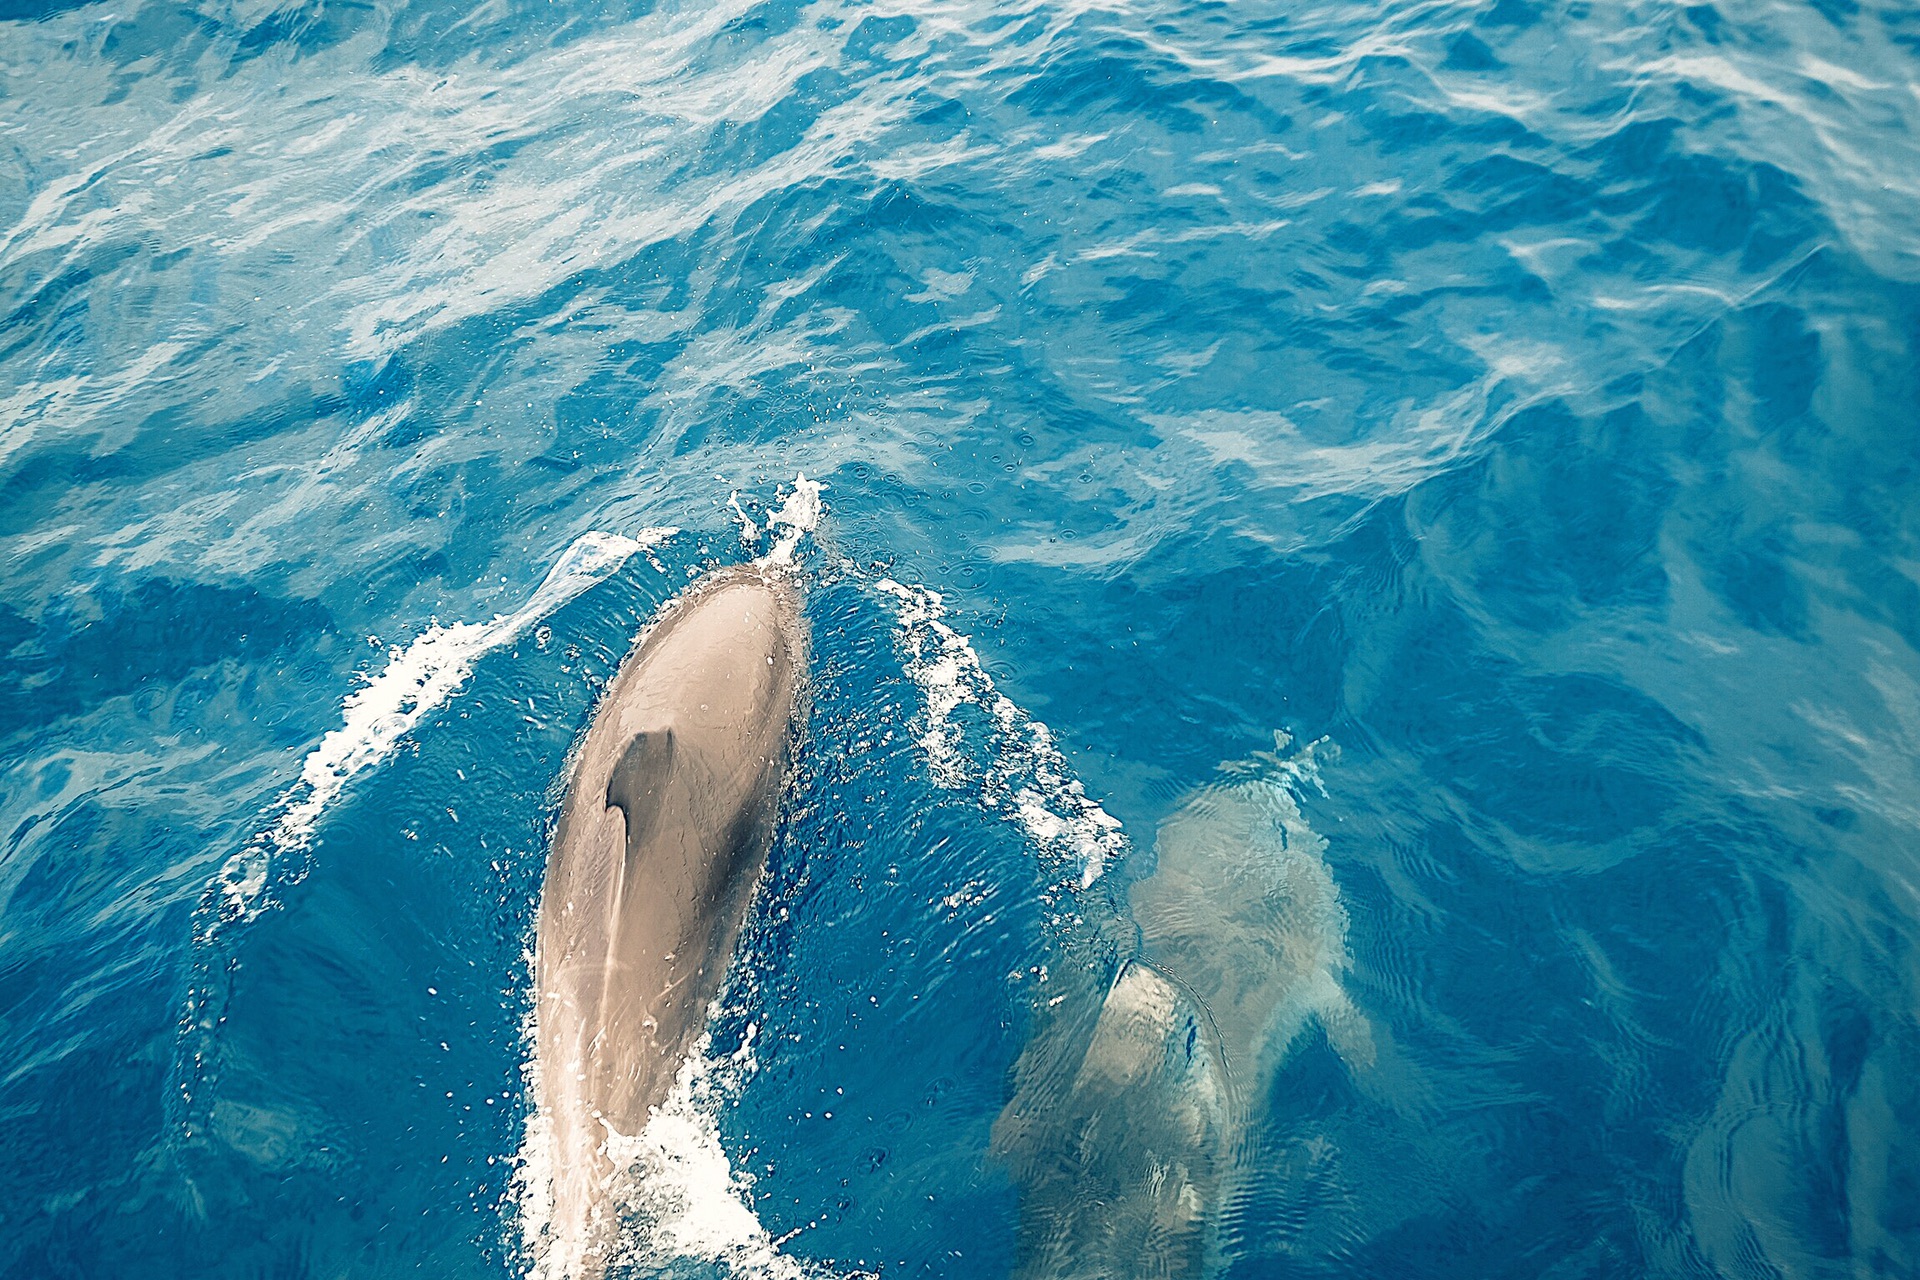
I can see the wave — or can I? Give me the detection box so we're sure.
[198,527,678,940]
[874,578,1127,890]
[517,1017,840,1280]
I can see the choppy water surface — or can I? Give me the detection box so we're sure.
[5,0,1920,1276]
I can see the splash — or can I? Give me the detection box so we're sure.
[605,1040,817,1278]
[728,490,761,545]
[516,1017,826,1280]
[722,472,826,570]
[874,578,1126,888]
[757,473,826,568]
[198,527,679,937]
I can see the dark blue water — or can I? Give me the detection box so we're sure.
[5,0,1920,1276]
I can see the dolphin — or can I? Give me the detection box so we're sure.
[532,563,807,1274]
[993,766,1374,1279]
[993,956,1238,1279]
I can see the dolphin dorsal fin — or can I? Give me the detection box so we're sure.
[605,728,675,849]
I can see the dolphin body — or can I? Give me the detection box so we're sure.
[533,564,807,1275]
[993,771,1374,1279]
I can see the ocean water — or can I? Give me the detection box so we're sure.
[4,0,1920,1275]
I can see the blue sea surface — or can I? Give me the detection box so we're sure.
[4,0,1920,1276]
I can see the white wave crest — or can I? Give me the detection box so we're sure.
[206,527,678,932]
[874,579,1126,888]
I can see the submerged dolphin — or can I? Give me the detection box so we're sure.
[994,765,1374,1279]
[533,563,807,1273]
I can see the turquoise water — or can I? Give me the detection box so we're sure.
[5,0,1920,1275]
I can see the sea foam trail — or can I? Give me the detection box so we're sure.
[875,579,1127,889]
[517,1020,828,1280]
[199,527,679,937]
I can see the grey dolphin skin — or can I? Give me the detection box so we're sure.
[993,956,1238,1279]
[533,563,806,1273]
[993,771,1374,1280]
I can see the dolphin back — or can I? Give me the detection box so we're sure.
[532,564,806,1274]
[993,959,1236,1280]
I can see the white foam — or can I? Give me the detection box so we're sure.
[875,579,1126,888]
[757,473,826,568]
[610,1039,816,1277]
[719,472,826,570]
[728,489,761,545]
[206,527,678,931]
[517,1016,823,1280]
